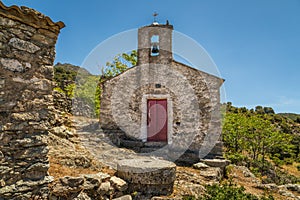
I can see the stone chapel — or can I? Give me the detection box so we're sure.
[99,21,224,163]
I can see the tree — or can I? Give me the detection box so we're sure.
[223,112,293,164]
[263,107,275,114]
[255,106,264,114]
[101,50,137,79]
[222,113,247,153]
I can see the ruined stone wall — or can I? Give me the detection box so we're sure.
[0,2,64,199]
[100,60,223,162]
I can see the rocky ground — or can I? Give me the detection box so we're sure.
[46,116,300,200]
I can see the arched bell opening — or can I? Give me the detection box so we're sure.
[151,35,159,56]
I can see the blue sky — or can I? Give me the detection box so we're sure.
[2,0,300,113]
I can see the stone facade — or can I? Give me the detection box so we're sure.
[100,23,224,163]
[0,2,64,199]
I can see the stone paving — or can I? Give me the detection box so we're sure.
[73,117,148,169]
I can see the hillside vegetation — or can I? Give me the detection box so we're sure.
[278,113,300,123]
[223,103,300,185]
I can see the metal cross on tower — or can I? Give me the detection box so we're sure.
[153,12,159,24]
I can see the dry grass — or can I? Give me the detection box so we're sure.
[281,162,300,178]
[48,160,98,179]
[48,155,116,180]
[227,166,285,200]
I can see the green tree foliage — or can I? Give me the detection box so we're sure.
[101,50,137,79]
[53,51,137,117]
[223,113,293,163]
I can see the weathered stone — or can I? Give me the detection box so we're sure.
[193,162,209,170]
[32,33,55,45]
[285,184,300,193]
[235,166,256,178]
[94,173,111,181]
[9,28,26,39]
[113,195,132,200]
[200,159,230,168]
[117,158,176,195]
[19,23,36,33]
[9,38,40,53]
[257,183,279,191]
[11,112,40,121]
[52,125,74,138]
[0,42,5,49]
[28,78,52,91]
[0,184,16,194]
[74,192,92,200]
[82,172,111,188]
[199,167,222,182]
[0,58,24,72]
[52,184,82,197]
[38,28,58,39]
[279,189,298,199]
[24,162,49,180]
[0,17,17,27]
[0,179,5,187]
[110,176,128,192]
[98,182,111,195]
[0,78,5,88]
[58,154,92,168]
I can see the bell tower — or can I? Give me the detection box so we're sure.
[137,19,173,65]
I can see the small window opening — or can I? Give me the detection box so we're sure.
[151,35,159,56]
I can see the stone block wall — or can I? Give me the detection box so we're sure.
[0,2,64,199]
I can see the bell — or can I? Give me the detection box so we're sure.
[151,43,159,54]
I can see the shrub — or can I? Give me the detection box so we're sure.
[226,153,248,165]
[199,183,274,200]
[283,157,294,165]
[271,156,284,166]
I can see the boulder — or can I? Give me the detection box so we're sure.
[193,162,209,170]
[200,159,230,168]
[235,166,256,178]
[199,167,222,182]
[98,182,112,196]
[74,192,91,200]
[113,195,132,200]
[110,176,128,192]
[51,176,84,196]
[284,184,300,193]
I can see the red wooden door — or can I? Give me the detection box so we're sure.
[147,99,168,142]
